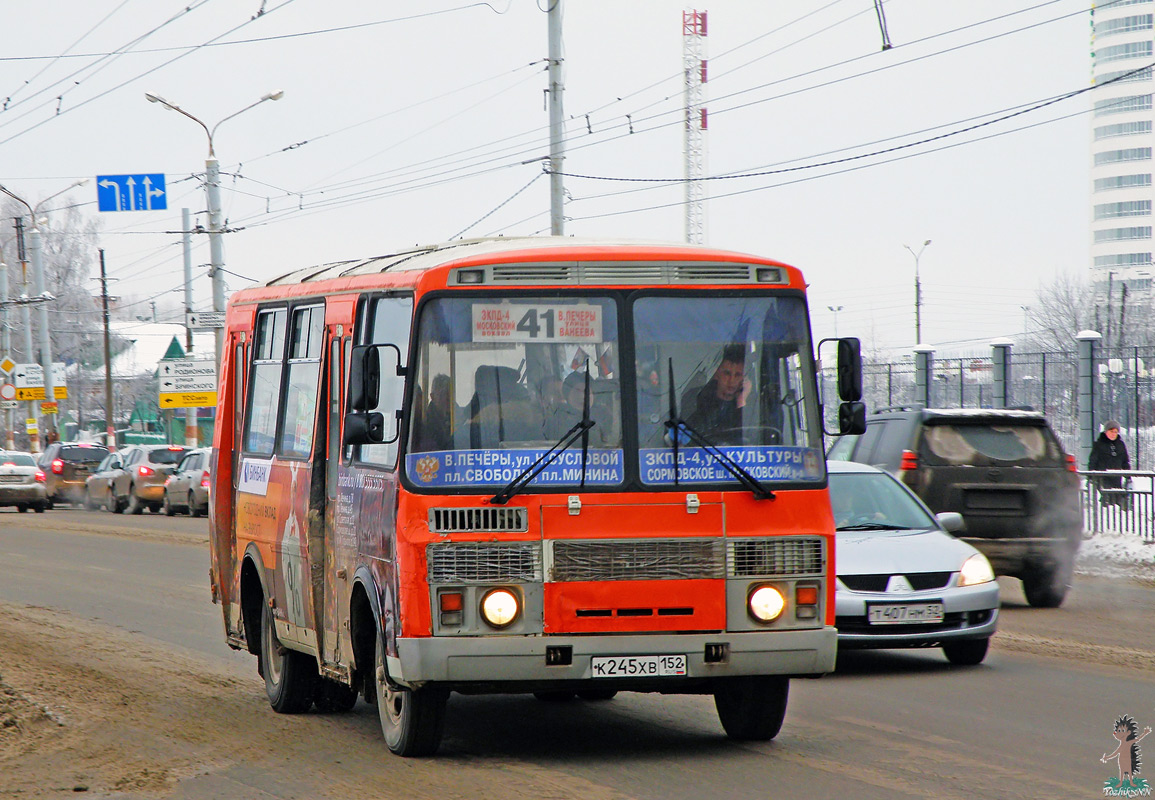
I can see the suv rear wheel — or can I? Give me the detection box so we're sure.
[1022,560,1072,608]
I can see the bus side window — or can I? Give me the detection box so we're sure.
[278,305,325,459]
[358,295,413,468]
[244,308,287,455]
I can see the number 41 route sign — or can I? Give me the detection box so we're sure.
[96,174,167,212]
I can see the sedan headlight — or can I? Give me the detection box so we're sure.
[480,588,520,628]
[958,554,995,587]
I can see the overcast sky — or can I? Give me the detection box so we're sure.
[0,0,1091,356]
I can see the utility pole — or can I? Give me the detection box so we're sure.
[0,254,12,450]
[547,0,565,236]
[14,217,39,452]
[28,224,57,444]
[683,9,708,245]
[182,207,198,447]
[99,249,116,449]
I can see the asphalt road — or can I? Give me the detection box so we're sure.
[2,506,1153,799]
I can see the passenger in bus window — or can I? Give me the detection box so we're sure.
[468,366,543,448]
[544,371,589,440]
[685,343,750,445]
[418,374,453,452]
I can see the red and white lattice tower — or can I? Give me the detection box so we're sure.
[683,9,708,244]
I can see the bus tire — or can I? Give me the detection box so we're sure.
[261,602,316,714]
[312,678,358,713]
[375,633,446,757]
[713,676,789,741]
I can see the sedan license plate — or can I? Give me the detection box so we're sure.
[590,654,687,678]
[867,603,944,625]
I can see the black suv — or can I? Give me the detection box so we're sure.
[38,441,110,507]
[827,407,1081,608]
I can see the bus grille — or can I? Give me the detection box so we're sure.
[427,542,542,583]
[428,507,528,533]
[727,538,825,577]
[550,539,725,582]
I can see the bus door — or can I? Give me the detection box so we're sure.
[332,294,412,663]
[235,304,327,655]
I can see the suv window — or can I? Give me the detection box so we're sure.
[919,423,1063,467]
[849,419,888,465]
[148,448,188,465]
[60,446,108,463]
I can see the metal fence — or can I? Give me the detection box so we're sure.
[1080,470,1155,543]
[828,343,1155,470]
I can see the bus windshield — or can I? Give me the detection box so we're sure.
[405,291,823,490]
[406,295,624,489]
[634,294,824,486]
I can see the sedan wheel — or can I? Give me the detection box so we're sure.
[163,494,175,516]
[943,638,989,666]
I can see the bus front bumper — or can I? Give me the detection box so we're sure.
[391,627,836,689]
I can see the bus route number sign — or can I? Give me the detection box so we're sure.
[472,303,602,343]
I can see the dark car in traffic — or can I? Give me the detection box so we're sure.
[38,441,110,506]
[827,407,1082,608]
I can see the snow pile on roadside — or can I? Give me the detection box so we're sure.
[1077,531,1155,579]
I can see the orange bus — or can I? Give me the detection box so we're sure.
[209,236,864,756]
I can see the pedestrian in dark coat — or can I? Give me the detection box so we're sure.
[1089,420,1131,507]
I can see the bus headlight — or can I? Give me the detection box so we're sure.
[748,585,786,622]
[480,588,520,628]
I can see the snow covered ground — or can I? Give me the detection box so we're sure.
[1077,531,1155,581]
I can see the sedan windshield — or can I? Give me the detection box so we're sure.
[406,296,623,489]
[828,471,937,531]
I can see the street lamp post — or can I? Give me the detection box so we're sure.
[0,180,85,448]
[903,239,932,345]
[827,305,844,338]
[144,90,284,371]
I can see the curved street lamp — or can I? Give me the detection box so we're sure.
[903,239,932,345]
[144,90,284,368]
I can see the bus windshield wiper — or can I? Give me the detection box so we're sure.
[491,368,595,505]
[663,359,775,501]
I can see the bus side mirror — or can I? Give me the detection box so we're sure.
[345,343,405,446]
[837,337,862,402]
[343,411,386,446]
[348,345,382,412]
[838,401,866,435]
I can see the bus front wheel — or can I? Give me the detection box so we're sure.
[713,676,789,741]
[375,634,447,757]
[261,602,316,714]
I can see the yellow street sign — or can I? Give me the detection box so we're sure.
[0,357,14,374]
[159,391,218,409]
[16,386,68,400]
[41,401,58,414]
[25,418,38,435]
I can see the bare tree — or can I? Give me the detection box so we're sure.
[1021,272,1096,354]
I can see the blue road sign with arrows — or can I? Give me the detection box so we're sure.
[96,174,167,212]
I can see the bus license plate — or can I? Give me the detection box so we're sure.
[867,603,944,625]
[590,654,687,678]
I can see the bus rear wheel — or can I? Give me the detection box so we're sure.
[713,676,789,741]
[261,602,316,714]
[375,633,446,756]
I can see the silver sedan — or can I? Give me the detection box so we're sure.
[828,460,999,666]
